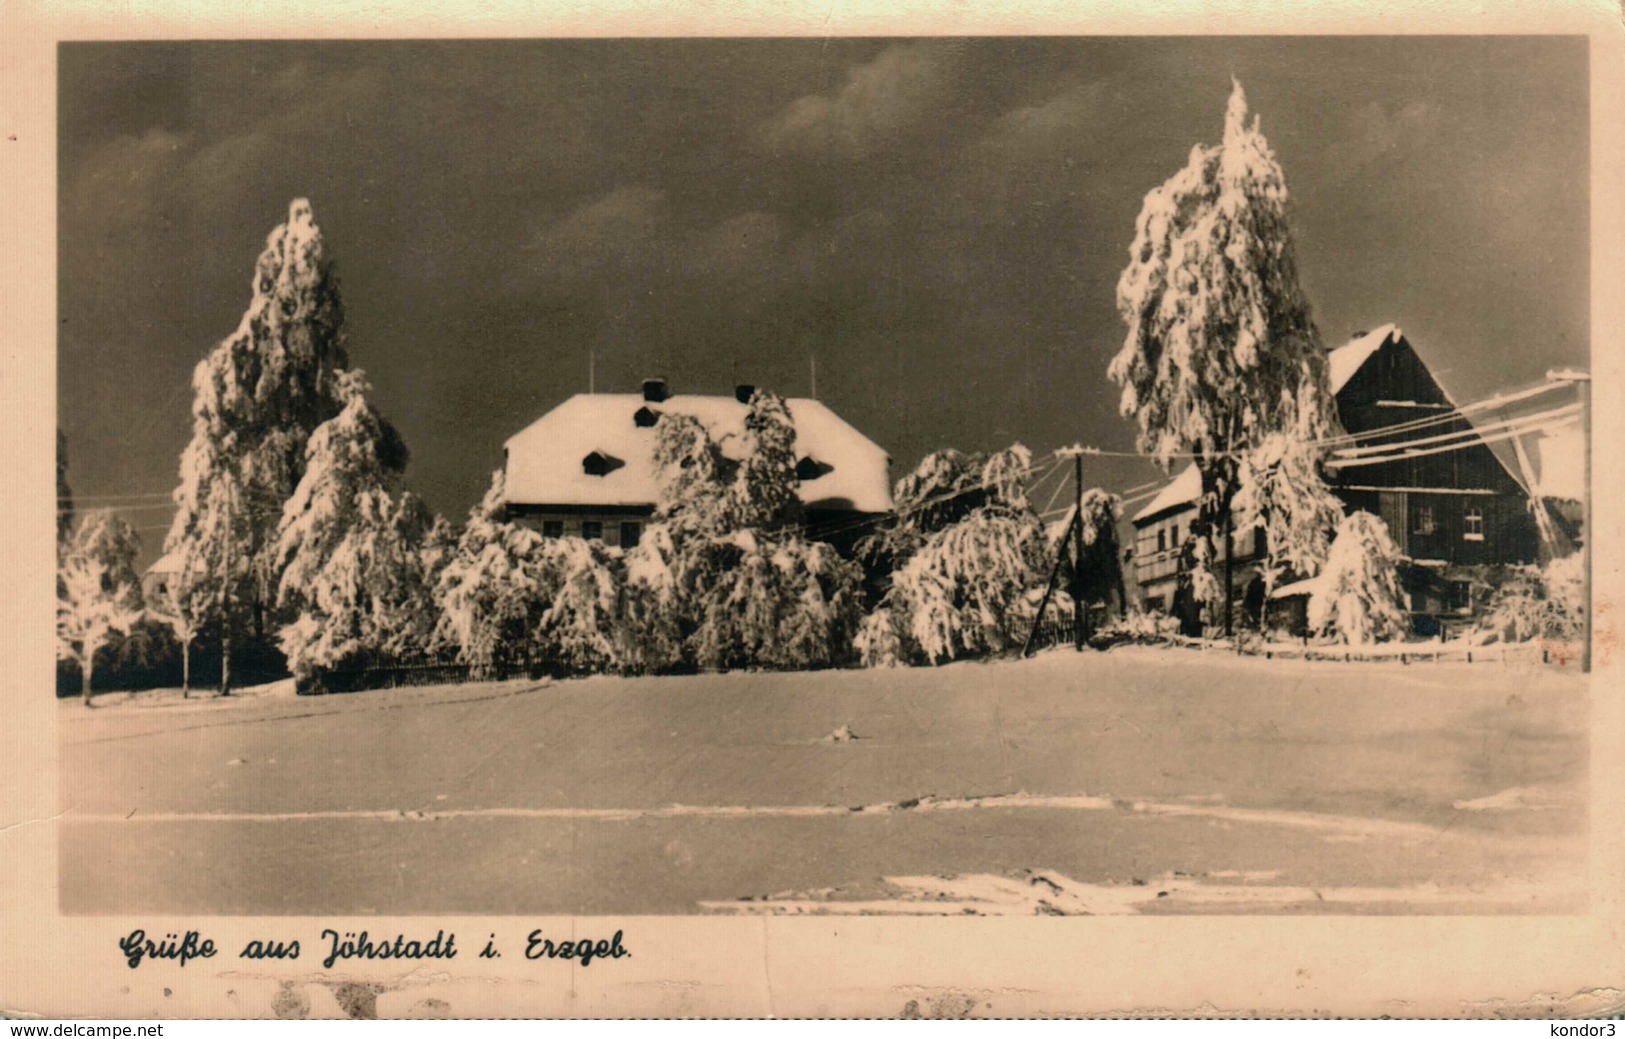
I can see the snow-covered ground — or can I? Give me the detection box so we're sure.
[60,647,1586,915]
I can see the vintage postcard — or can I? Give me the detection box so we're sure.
[2,0,1622,1020]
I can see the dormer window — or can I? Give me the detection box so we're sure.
[634,406,659,428]
[795,456,833,482]
[582,451,624,477]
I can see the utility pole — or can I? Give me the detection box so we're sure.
[1548,369,1592,673]
[810,355,818,399]
[1072,451,1086,650]
[1023,445,1093,657]
[218,478,238,697]
[589,348,596,394]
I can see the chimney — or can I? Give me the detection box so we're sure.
[734,384,756,405]
[642,378,669,403]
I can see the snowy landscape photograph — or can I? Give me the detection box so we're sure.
[57,36,1590,917]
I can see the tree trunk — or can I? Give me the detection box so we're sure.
[181,635,191,697]
[1222,509,1234,637]
[80,649,94,707]
[220,627,232,697]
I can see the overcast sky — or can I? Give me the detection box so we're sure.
[58,37,1588,560]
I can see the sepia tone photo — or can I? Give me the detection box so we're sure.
[50,35,1595,925]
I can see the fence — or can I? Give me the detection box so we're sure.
[306,657,557,694]
[1161,634,1578,667]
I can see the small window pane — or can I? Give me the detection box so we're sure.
[581,521,603,541]
[1463,507,1484,541]
[542,520,563,539]
[619,522,642,548]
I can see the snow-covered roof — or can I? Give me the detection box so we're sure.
[1327,324,1400,395]
[1269,575,1324,600]
[1132,463,1201,523]
[503,393,893,514]
[145,547,185,577]
[1532,425,1585,501]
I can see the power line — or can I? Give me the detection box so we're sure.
[1330,402,1582,460]
[1327,409,1580,470]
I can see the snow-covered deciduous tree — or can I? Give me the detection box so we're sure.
[853,607,905,668]
[148,549,212,696]
[681,530,863,672]
[535,536,623,674]
[625,392,863,672]
[165,199,353,673]
[1234,429,1345,616]
[273,370,429,682]
[615,522,685,674]
[859,445,1048,665]
[1474,554,1584,645]
[1309,511,1408,645]
[433,469,550,676]
[57,510,143,705]
[1108,79,1336,634]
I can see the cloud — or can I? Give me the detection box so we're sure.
[61,127,189,230]
[976,80,1112,157]
[1321,99,1437,177]
[761,42,959,158]
[524,188,799,304]
[532,185,671,264]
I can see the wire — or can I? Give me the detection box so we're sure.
[58,492,173,503]
[1327,411,1581,470]
[57,501,177,514]
[1330,403,1582,460]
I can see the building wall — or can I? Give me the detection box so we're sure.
[506,505,655,550]
[1130,334,1541,618]
[506,503,887,556]
[1132,507,1265,610]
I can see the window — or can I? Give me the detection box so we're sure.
[1454,581,1474,612]
[795,456,832,481]
[1170,523,1179,547]
[581,521,603,541]
[1463,507,1484,542]
[542,520,563,539]
[1146,596,1166,614]
[1156,530,1166,553]
[1415,504,1437,536]
[619,522,642,548]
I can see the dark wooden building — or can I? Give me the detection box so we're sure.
[1130,325,1541,632]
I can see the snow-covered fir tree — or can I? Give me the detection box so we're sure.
[1309,511,1408,645]
[1069,488,1129,633]
[858,445,1048,666]
[273,370,433,681]
[164,199,352,676]
[1108,79,1336,634]
[57,510,143,705]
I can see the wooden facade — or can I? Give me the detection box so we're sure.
[1130,329,1541,625]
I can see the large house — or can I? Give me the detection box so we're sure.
[1131,325,1543,631]
[502,379,893,551]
